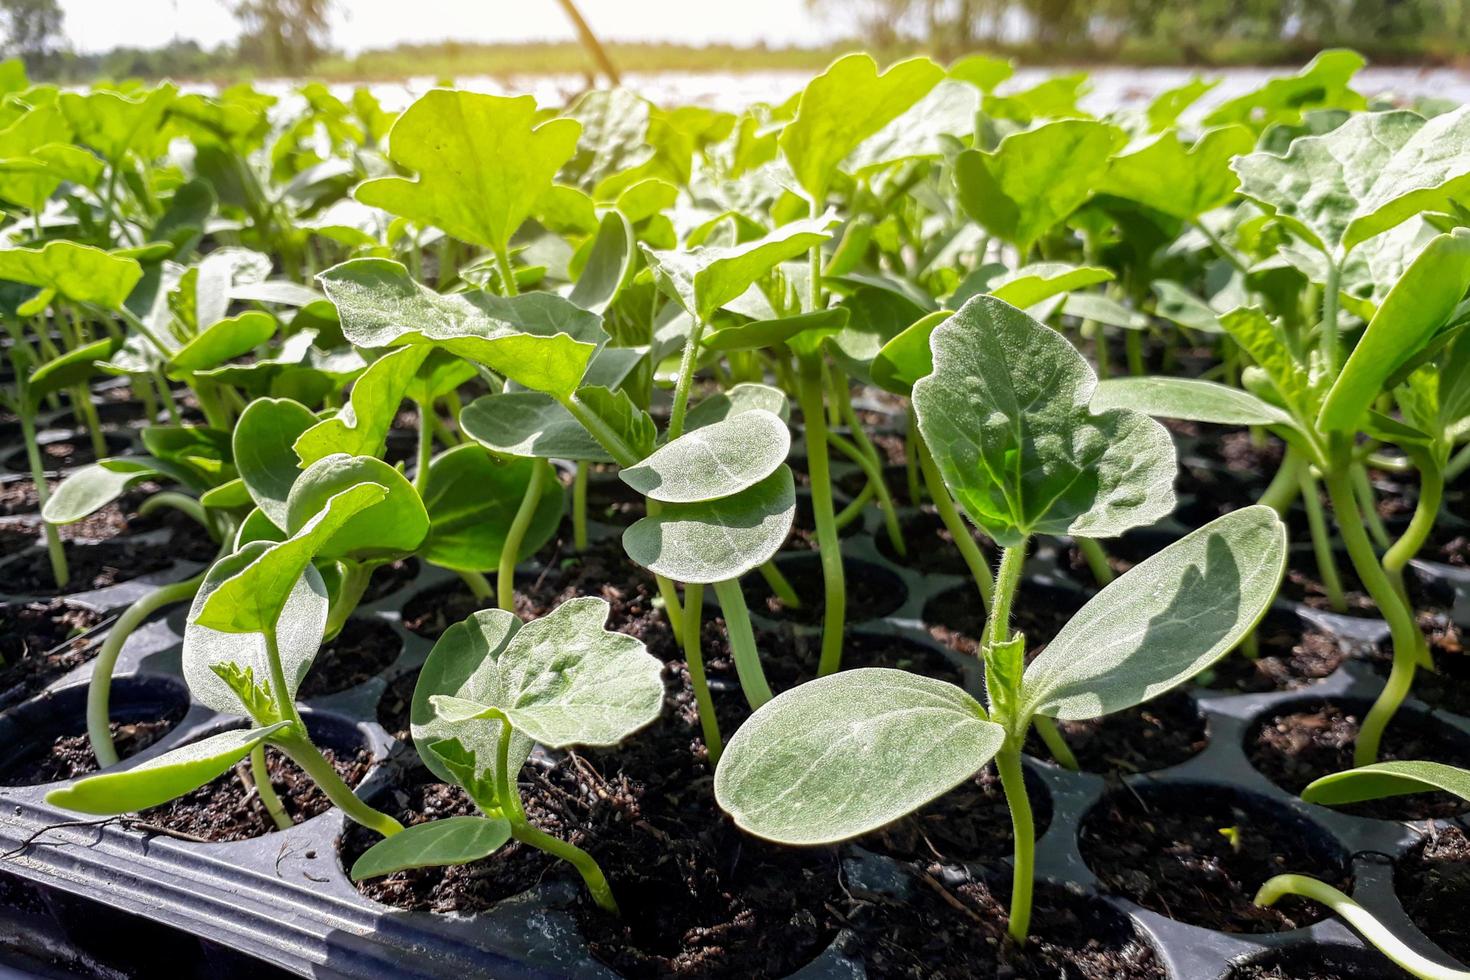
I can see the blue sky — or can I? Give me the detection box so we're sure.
[58,0,851,54]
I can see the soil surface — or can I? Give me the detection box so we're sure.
[1023,688,1208,774]
[783,491,864,551]
[1225,946,1411,980]
[400,579,497,639]
[876,509,995,576]
[741,555,906,626]
[298,617,402,699]
[858,763,1052,863]
[1247,700,1470,819]
[0,706,187,786]
[1369,610,1469,713]
[1080,784,1347,933]
[844,869,1163,979]
[142,737,372,842]
[1194,613,1350,693]
[1398,824,1470,966]
[375,669,416,742]
[0,599,107,705]
[582,475,645,526]
[361,557,420,603]
[0,540,175,595]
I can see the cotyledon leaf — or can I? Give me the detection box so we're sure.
[1092,377,1294,427]
[233,397,318,530]
[714,668,1005,845]
[420,445,562,572]
[620,409,790,503]
[460,391,611,462]
[168,311,277,374]
[350,815,513,880]
[1021,506,1287,722]
[294,345,431,465]
[622,466,795,584]
[1302,761,1470,806]
[284,454,429,563]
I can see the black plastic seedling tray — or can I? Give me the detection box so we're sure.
[0,406,1467,978]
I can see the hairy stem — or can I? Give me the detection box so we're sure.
[996,745,1036,942]
[987,544,1027,648]
[667,317,708,442]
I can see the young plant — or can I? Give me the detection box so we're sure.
[1253,761,1470,979]
[350,596,664,913]
[714,297,1287,941]
[45,474,421,839]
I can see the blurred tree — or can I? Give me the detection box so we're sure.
[232,0,333,73]
[0,0,63,74]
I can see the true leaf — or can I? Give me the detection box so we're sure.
[714,668,1005,845]
[913,295,1176,548]
[702,308,848,353]
[1099,126,1255,221]
[622,466,795,583]
[620,410,790,503]
[355,90,580,254]
[350,815,512,880]
[986,263,1113,310]
[45,723,292,815]
[569,210,637,314]
[1021,506,1287,721]
[183,543,329,715]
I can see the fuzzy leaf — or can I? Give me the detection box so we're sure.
[1099,126,1254,221]
[168,311,276,373]
[1022,507,1287,721]
[294,345,430,465]
[43,458,169,524]
[913,295,1176,548]
[714,668,1004,845]
[685,383,790,430]
[1092,377,1293,427]
[620,410,789,503]
[284,455,428,563]
[461,391,611,462]
[355,90,580,253]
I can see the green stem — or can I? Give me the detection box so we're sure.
[1323,465,1423,767]
[1124,330,1145,377]
[1254,875,1470,980]
[21,408,67,588]
[757,560,801,609]
[138,491,210,531]
[324,560,374,640]
[414,400,433,494]
[904,414,922,506]
[918,436,993,608]
[834,481,875,529]
[1032,716,1079,771]
[1445,441,1470,483]
[250,744,293,831]
[1075,537,1114,587]
[1384,458,1442,669]
[678,582,722,762]
[1258,448,1305,515]
[987,544,1027,648]
[667,317,708,442]
[797,355,846,677]
[572,461,588,551]
[458,570,494,601]
[493,245,519,297]
[1352,463,1390,551]
[713,577,774,708]
[831,394,905,556]
[1322,257,1342,377]
[277,729,403,837]
[1195,219,1250,276]
[87,572,205,766]
[72,386,107,459]
[498,461,546,612]
[1300,466,1348,614]
[493,715,616,912]
[996,745,1035,942]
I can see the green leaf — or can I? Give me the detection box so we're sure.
[1320,229,1470,433]
[422,445,562,573]
[779,53,944,202]
[702,308,848,353]
[985,262,1114,310]
[1022,506,1287,721]
[168,311,276,374]
[1301,760,1470,806]
[685,383,790,430]
[871,310,952,397]
[948,54,1013,92]
[714,668,1005,845]
[233,397,317,530]
[0,242,141,310]
[622,466,795,583]
[355,90,580,253]
[1218,307,1323,424]
[461,391,611,462]
[620,410,789,503]
[1233,107,1470,257]
[59,84,175,163]
[1092,377,1293,427]
[196,482,386,634]
[45,722,292,815]
[1099,126,1255,221]
[569,210,637,314]
[350,815,512,880]
[1062,293,1149,330]
[29,337,119,407]
[913,296,1175,548]
[183,543,328,715]
[294,346,430,466]
[318,258,606,399]
[956,119,1125,253]
[42,458,164,524]
[643,214,838,322]
[284,455,428,563]
[573,385,657,461]
[1145,76,1217,132]
[1204,49,1366,132]
[844,79,980,174]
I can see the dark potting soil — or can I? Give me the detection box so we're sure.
[844,868,1163,979]
[783,491,863,551]
[1397,824,1470,966]
[141,741,372,842]
[1225,945,1410,980]
[298,617,402,699]
[1425,523,1470,567]
[375,669,416,742]
[858,762,1052,863]
[0,599,107,703]
[1192,430,1286,474]
[0,522,36,558]
[0,478,49,516]
[1370,610,1469,714]
[876,508,996,576]
[741,555,906,626]
[923,580,1087,658]
[583,475,645,526]
[1279,567,1381,617]
[1021,688,1208,774]
[400,579,496,640]
[754,626,970,694]
[834,463,908,501]
[1195,614,1349,693]
[3,437,105,472]
[361,557,420,603]
[1247,700,1470,819]
[0,540,174,595]
[1079,784,1348,934]
[0,705,187,786]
